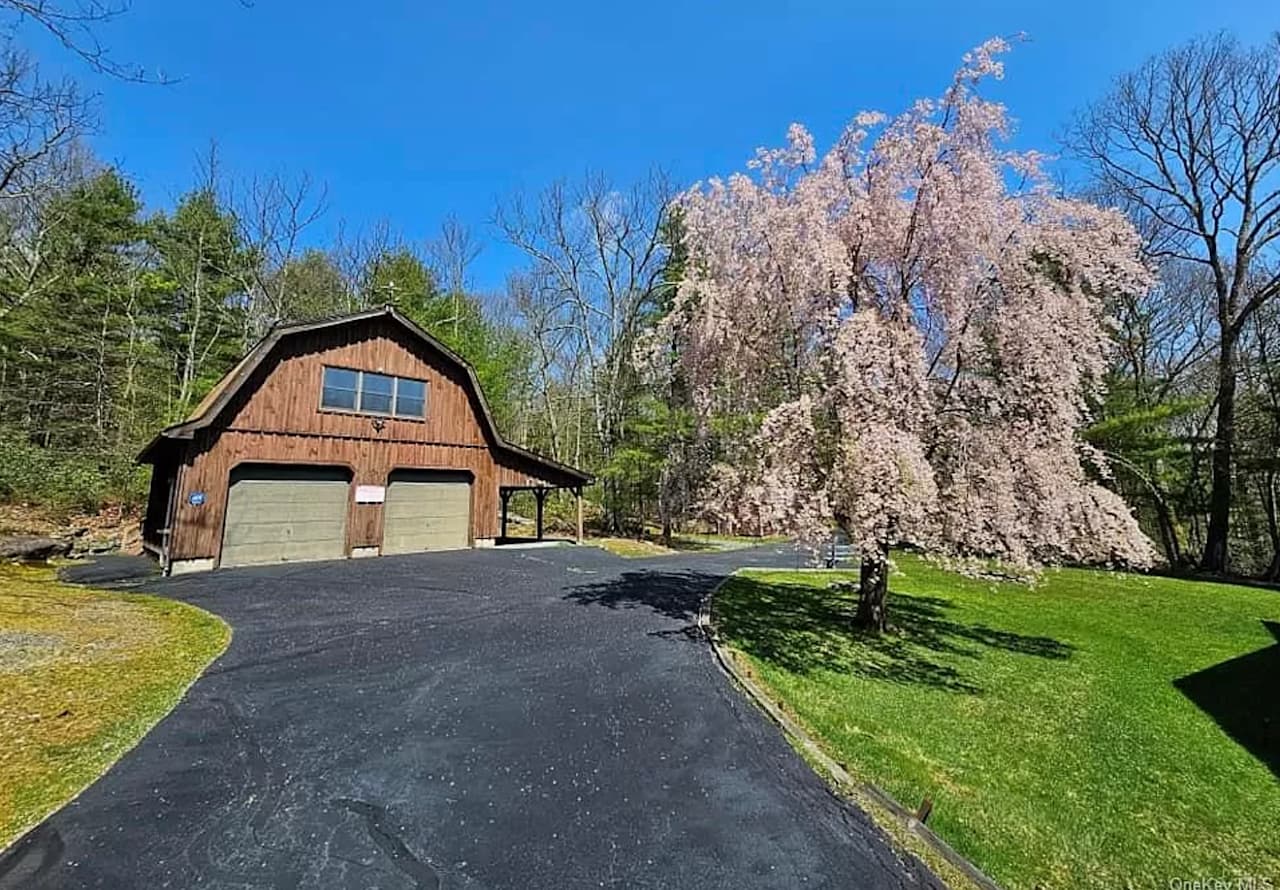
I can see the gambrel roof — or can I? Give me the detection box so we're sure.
[138,306,592,488]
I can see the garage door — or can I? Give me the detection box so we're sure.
[221,465,351,567]
[382,470,471,555]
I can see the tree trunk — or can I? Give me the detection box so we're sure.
[1152,492,1183,568]
[1260,472,1280,582]
[1201,335,1237,573]
[658,453,679,548]
[856,545,890,633]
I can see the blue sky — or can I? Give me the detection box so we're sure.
[20,0,1277,292]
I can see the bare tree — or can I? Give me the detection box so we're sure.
[0,0,174,320]
[0,48,87,197]
[495,170,673,530]
[505,268,581,462]
[1107,258,1222,566]
[0,0,175,82]
[331,219,407,309]
[1111,259,1215,401]
[0,139,91,322]
[0,46,90,325]
[427,213,482,338]
[232,170,329,337]
[1067,32,1280,573]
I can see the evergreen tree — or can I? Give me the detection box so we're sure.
[360,247,529,431]
[148,188,252,416]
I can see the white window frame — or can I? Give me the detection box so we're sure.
[393,376,429,419]
[320,366,430,421]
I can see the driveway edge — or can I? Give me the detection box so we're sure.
[696,571,1004,890]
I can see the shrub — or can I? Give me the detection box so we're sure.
[0,430,148,512]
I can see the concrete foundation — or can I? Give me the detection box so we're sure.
[168,558,216,575]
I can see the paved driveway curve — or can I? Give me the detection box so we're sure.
[0,544,941,890]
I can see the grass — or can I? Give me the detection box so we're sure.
[590,536,676,557]
[715,554,1280,890]
[0,563,230,850]
[591,531,787,558]
[669,532,789,552]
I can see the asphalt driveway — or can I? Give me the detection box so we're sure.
[0,544,941,890]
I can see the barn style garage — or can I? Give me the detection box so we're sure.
[138,307,591,574]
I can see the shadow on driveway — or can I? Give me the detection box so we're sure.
[563,569,724,622]
[2,544,941,890]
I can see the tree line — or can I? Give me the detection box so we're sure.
[1074,33,1280,577]
[0,4,1278,580]
[0,147,533,508]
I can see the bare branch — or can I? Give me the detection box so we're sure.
[0,0,176,83]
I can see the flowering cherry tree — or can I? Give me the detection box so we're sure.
[653,39,1157,630]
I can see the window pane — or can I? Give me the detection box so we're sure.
[395,378,427,418]
[396,396,425,418]
[321,367,358,410]
[360,372,394,414]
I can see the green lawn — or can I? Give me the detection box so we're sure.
[716,555,1280,889]
[591,532,787,558]
[669,532,789,552]
[590,536,677,558]
[0,564,230,850]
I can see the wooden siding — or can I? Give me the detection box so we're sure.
[221,317,488,446]
[166,318,565,562]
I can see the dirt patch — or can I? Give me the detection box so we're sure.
[0,630,65,672]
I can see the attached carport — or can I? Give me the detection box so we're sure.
[498,483,584,544]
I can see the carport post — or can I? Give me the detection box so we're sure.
[575,486,583,544]
[534,488,546,541]
[500,488,510,540]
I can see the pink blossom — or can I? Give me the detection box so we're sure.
[658,38,1157,571]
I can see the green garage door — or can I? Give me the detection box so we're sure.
[221,465,351,567]
[382,470,471,555]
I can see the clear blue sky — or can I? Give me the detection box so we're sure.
[20,0,1278,292]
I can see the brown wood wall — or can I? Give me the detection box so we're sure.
[167,318,568,562]
[141,456,173,549]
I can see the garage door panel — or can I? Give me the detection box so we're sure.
[224,517,347,546]
[222,466,350,567]
[382,472,470,555]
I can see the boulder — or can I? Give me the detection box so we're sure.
[0,535,72,562]
[71,538,119,557]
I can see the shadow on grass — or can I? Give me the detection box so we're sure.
[1151,566,1280,595]
[1175,620,1280,779]
[718,576,1074,695]
[666,537,724,553]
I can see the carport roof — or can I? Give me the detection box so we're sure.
[137,306,592,488]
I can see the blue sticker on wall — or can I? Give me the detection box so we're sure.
[187,491,206,507]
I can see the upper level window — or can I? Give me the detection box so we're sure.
[321,366,428,419]
[321,367,358,411]
[361,372,394,414]
[395,377,426,418]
